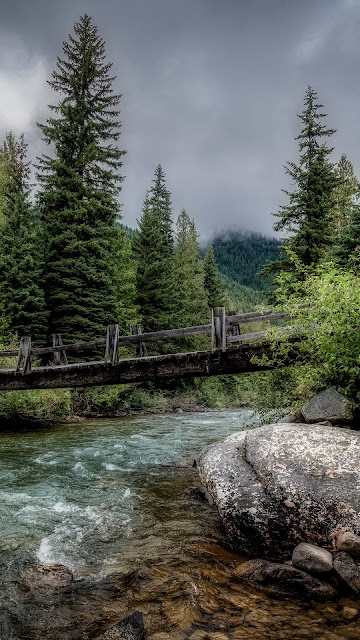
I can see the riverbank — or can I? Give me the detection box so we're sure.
[0,369,295,429]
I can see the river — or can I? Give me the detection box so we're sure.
[0,410,359,639]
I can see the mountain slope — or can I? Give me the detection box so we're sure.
[210,231,281,291]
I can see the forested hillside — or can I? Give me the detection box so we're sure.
[209,231,281,290]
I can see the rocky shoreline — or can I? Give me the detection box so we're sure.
[197,386,360,605]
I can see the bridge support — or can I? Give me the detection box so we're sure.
[104,324,119,365]
[15,336,32,375]
[131,325,147,357]
[212,307,226,352]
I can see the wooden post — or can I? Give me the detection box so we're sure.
[131,325,147,358]
[52,334,68,366]
[227,309,241,338]
[104,324,119,365]
[15,336,32,375]
[211,307,226,352]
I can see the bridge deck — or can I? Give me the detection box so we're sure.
[0,342,297,391]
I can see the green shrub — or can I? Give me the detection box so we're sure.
[261,262,360,404]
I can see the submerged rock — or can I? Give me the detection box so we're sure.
[96,611,145,639]
[17,563,73,594]
[333,552,360,595]
[292,543,333,574]
[198,423,360,558]
[301,387,355,425]
[234,559,336,600]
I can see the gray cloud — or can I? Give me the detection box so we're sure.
[0,0,359,238]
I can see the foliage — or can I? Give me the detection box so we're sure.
[261,262,360,403]
[332,199,360,269]
[133,166,176,331]
[220,273,266,312]
[203,244,225,308]
[0,388,71,426]
[210,231,280,290]
[332,154,358,232]
[268,86,337,276]
[37,14,125,343]
[0,133,47,344]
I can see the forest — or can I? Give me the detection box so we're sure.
[0,15,359,424]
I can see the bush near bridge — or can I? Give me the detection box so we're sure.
[258,260,360,406]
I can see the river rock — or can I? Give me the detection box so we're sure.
[197,423,360,558]
[234,559,336,600]
[336,531,360,558]
[97,611,145,639]
[17,563,73,594]
[292,543,333,574]
[301,387,355,425]
[333,552,360,594]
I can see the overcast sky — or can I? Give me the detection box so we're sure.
[0,0,359,238]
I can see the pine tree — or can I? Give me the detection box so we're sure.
[332,154,358,232]
[269,86,337,275]
[114,227,139,335]
[333,201,360,267]
[174,210,209,328]
[0,133,47,343]
[204,245,225,308]
[133,166,176,332]
[37,15,125,343]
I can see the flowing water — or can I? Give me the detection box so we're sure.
[0,410,359,640]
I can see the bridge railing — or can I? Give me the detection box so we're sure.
[0,305,307,375]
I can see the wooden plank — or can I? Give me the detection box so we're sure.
[227,325,310,344]
[0,339,304,391]
[226,303,311,326]
[226,310,289,326]
[118,324,212,344]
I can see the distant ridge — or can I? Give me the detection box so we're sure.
[209,230,281,291]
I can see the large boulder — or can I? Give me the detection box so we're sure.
[197,423,360,559]
[301,387,355,425]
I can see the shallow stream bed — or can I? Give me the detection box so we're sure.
[0,410,359,639]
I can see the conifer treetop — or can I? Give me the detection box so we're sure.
[38,14,125,201]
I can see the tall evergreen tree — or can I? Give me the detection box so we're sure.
[332,154,358,232]
[133,166,176,331]
[204,245,225,308]
[0,133,47,343]
[268,86,337,275]
[37,15,125,342]
[174,210,209,328]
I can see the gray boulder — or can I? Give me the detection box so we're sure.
[292,543,333,574]
[333,552,360,595]
[301,387,355,425]
[198,423,360,559]
[234,559,336,600]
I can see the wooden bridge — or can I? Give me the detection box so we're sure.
[0,307,302,391]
